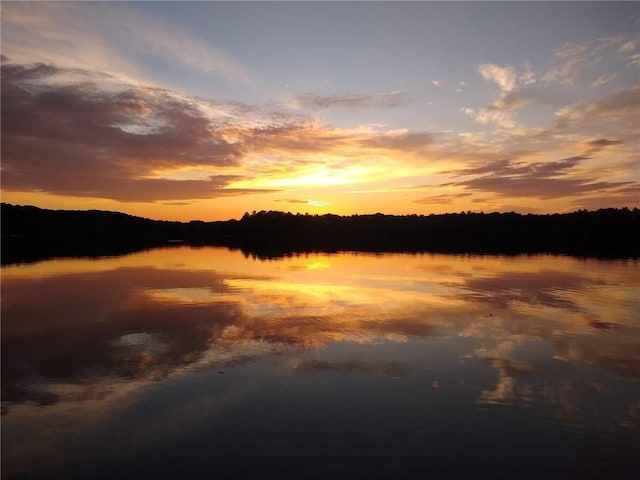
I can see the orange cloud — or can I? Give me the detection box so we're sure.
[2,59,638,217]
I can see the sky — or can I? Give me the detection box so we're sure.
[1,1,638,221]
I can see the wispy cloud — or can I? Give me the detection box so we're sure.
[295,91,407,110]
[479,64,517,93]
[585,138,623,153]
[465,63,531,129]
[462,106,517,129]
[519,61,536,86]
[360,131,434,151]
[618,40,636,54]
[591,73,616,88]
[274,199,329,207]
[111,6,253,85]
[414,192,472,205]
[554,85,640,133]
[442,156,632,200]
[543,35,636,86]
[0,2,252,86]
[572,184,640,210]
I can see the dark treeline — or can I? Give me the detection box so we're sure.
[219,208,640,259]
[1,203,186,264]
[2,203,639,264]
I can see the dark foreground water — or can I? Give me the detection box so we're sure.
[2,247,639,479]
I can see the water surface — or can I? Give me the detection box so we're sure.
[2,247,639,479]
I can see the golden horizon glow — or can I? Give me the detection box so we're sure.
[1,2,638,221]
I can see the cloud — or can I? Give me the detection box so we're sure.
[444,156,632,200]
[470,63,536,128]
[556,42,592,58]
[236,121,356,154]
[543,35,635,87]
[544,41,599,86]
[463,107,517,129]
[0,62,274,202]
[613,36,639,68]
[161,202,193,207]
[0,61,425,201]
[0,2,252,85]
[431,80,440,87]
[119,8,252,84]
[490,91,534,111]
[414,192,472,205]
[274,199,329,207]
[555,85,640,132]
[519,61,536,86]
[478,64,517,93]
[591,73,616,87]
[360,131,434,151]
[618,41,636,54]
[2,47,637,210]
[572,184,640,210]
[585,138,623,153]
[295,91,407,110]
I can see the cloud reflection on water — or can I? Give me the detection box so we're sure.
[1,248,639,476]
[2,248,638,405]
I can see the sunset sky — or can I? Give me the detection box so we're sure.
[2,1,638,221]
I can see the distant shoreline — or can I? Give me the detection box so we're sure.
[2,203,639,265]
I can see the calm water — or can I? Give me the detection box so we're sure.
[2,247,639,479]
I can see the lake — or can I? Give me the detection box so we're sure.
[2,246,639,479]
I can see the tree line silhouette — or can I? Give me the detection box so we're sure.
[2,203,638,264]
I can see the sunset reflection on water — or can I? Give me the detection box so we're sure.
[2,247,639,479]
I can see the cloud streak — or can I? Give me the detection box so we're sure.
[274,199,329,207]
[543,35,637,87]
[295,91,408,110]
[443,156,632,200]
[0,2,252,85]
[555,85,640,133]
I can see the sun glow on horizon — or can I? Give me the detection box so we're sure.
[1,2,638,221]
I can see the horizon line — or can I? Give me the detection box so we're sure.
[2,202,638,225]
